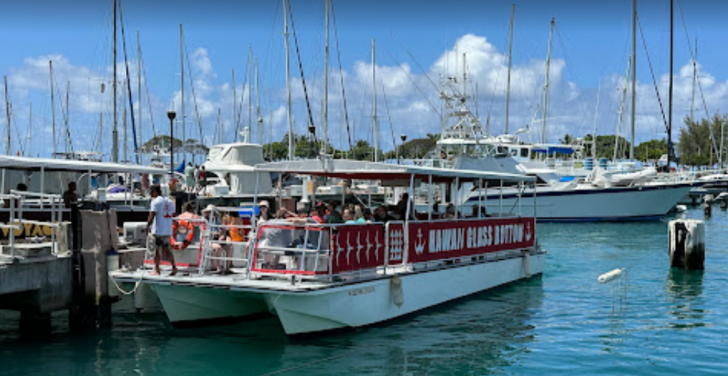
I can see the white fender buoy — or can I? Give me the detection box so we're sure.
[107,253,120,298]
[598,268,624,283]
[675,205,687,212]
[522,251,532,278]
[391,275,404,308]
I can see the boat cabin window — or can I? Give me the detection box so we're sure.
[520,148,529,158]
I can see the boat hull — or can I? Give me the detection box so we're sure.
[148,252,544,334]
[474,184,691,221]
[151,283,270,325]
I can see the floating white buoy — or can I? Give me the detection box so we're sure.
[675,205,687,212]
[598,268,624,283]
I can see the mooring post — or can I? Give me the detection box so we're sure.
[668,219,705,270]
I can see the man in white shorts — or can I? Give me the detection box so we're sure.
[146,184,178,275]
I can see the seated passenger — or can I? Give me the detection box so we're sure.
[373,205,394,223]
[445,203,458,219]
[310,203,326,224]
[343,209,356,224]
[326,202,344,224]
[354,205,367,223]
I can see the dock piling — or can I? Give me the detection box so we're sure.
[668,219,705,270]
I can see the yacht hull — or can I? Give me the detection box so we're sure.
[474,184,691,221]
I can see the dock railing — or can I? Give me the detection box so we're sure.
[0,190,64,260]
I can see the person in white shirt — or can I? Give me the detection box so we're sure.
[146,184,178,275]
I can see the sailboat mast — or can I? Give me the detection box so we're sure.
[541,17,554,144]
[667,0,674,171]
[372,38,379,162]
[255,58,262,145]
[49,62,56,157]
[232,69,237,139]
[323,0,330,153]
[112,0,119,163]
[592,80,602,159]
[505,3,515,134]
[65,81,70,153]
[283,0,293,160]
[180,24,185,164]
[4,76,10,155]
[247,46,253,141]
[629,0,636,160]
[137,30,142,163]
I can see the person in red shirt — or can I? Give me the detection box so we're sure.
[310,203,326,224]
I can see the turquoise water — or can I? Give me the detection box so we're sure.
[2,207,727,375]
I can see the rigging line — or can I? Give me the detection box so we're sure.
[118,0,139,163]
[141,55,156,142]
[676,0,710,120]
[184,38,204,146]
[637,16,668,134]
[287,0,317,144]
[381,83,396,157]
[389,31,439,92]
[138,34,157,144]
[330,0,352,150]
[53,82,73,154]
[383,49,441,117]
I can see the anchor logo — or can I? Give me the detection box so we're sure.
[374,231,382,261]
[414,228,426,255]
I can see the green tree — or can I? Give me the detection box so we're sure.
[634,139,667,162]
[678,114,728,166]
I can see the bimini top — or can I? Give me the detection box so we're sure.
[255,159,534,184]
[0,155,167,174]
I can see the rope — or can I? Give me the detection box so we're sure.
[118,0,139,163]
[383,49,441,117]
[637,16,668,134]
[287,1,317,146]
[184,38,204,153]
[381,84,397,158]
[330,0,352,151]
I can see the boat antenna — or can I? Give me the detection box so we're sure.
[592,79,601,159]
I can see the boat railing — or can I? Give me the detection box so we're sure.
[247,216,537,283]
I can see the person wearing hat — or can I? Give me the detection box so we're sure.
[257,200,271,223]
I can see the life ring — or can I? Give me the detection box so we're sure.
[171,220,194,250]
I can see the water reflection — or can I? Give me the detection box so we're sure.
[665,268,705,329]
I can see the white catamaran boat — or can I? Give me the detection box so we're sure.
[112,159,544,335]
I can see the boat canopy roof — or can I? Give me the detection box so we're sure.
[0,155,166,174]
[255,159,534,185]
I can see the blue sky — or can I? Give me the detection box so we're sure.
[1,0,727,160]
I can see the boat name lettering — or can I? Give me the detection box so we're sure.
[428,223,525,253]
[348,286,375,296]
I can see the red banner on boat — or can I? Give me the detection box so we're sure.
[331,224,386,274]
[407,217,535,263]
